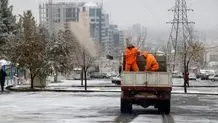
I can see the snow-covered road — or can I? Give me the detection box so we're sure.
[0,92,218,123]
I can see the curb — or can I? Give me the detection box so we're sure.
[7,87,120,93]
[171,92,218,95]
[48,85,218,88]
[173,85,218,88]
[7,87,218,95]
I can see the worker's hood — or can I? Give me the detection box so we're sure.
[143,51,149,58]
[127,43,135,49]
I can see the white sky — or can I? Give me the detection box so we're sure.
[9,0,218,41]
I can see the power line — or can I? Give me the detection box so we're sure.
[167,0,194,71]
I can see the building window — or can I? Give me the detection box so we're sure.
[96,8,101,16]
[66,8,73,18]
[82,7,86,12]
[57,8,60,17]
[66,18,73,22]
[73,8,76,18]
[90,19,95,22]
[53,19,60,23]
[76,8,80,21]
[89,8,96,17]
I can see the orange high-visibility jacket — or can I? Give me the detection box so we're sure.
[143,51,159,71]
[124,47,139,65]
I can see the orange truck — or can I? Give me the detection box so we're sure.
[120,54,172,114]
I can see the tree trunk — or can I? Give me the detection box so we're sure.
[183,73,187,93]
[186,66,190,87]
[81,68,84,86]
[84,69,87,91]
[30,73,34,89]
[54,70,58,83]
[173,52,176,71]
[24,69,27,80]
[183,63,187,93]
[82,49,86,89]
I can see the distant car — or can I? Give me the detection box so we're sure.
[106,72,117,78]
[72,74,90,80]
[196,73,201,79]
[72,74,81,80]
[200,70,216,80]
[90,72,108,79]
[210,75,218,82]
[200,73,210,80]
[209,75,214,80]
[189,73,196,80]
[111,75,121,85]
[172,71,183,78]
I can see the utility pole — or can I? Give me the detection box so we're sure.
[98,0,103,74]
[167,0,194,71]
[48,0,54,35]
[99,0,103,49]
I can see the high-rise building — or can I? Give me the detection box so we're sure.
[107,24,125,60]
[39,1,109,56]
[119,30,125,53]
[128,24,147,50]
[39,2,85,33]
[82,2,109,55]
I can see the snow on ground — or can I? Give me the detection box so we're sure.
[48,78,218,87]
[46,78,218,94]
[48,79,114,87]
[0,92,218,123]
[8,78,218,94]
[173,78,218,86]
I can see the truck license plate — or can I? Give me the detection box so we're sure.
[136,93,157,98]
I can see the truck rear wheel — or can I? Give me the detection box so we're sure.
[158,99,170,114]
[120,98,132,113]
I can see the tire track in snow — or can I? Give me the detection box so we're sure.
[162,114,175,123]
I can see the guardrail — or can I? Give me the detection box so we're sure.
[5,76,26,88]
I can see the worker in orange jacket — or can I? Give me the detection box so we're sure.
[142,51,159,71]
[124,44,140,71]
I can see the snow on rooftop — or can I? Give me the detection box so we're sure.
[84,1,98,7]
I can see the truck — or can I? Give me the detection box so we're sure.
[120,54,172,114]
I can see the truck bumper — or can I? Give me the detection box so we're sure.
[121,86,172,100]
[121,86,172,92]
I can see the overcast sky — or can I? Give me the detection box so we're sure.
[9,0,218,41]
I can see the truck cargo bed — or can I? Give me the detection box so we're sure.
[121,72,172,87]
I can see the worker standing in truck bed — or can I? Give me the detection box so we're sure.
[124,43,140,72]
[142,51,159,71]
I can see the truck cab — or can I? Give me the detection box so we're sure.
[120,53,172,114]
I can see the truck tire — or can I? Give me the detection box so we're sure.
[158,99,170,114]
[120,98,132,113]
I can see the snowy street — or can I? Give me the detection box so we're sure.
[1,78,218,122]
[0,91,218,123]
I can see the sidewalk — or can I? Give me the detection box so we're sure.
[6,79,218,95]
[7,79,120,92]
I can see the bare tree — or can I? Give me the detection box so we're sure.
[63,22,97,89]
[182,39,204,93]
[74,47,96,91]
